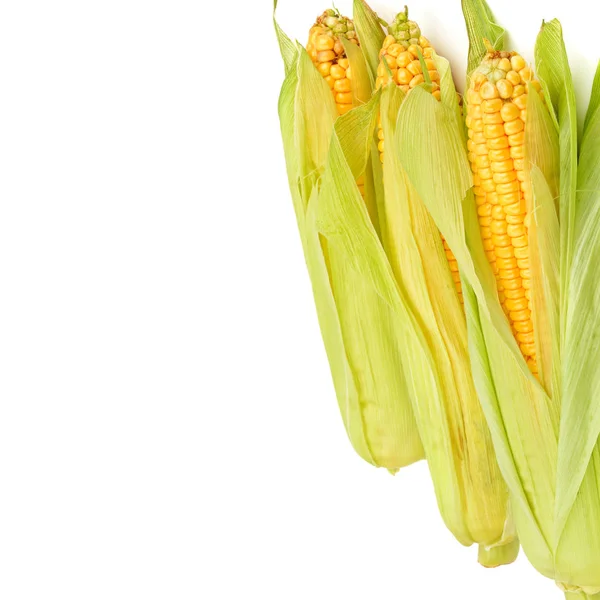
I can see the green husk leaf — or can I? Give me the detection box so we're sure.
[553,60,600,587]
[525,84,561,403]
[341,37,374,105]
[276,31,424,469]
[277,47,369,457]
[295,48,338,216]
[273,0,298,74]
[380,83,469,544]
[339,39,379,231]
[318,93,428,469]
[352,0,385,82]
[583,61,600,135]
[534,18,584,557]
[534,19,577,348]
[563,592,600,600]
[461,0,505,75]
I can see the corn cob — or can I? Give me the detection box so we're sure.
[307,9,358,116]
[307,10,365,198]
[376,9,461,300]
[465,45,543,375]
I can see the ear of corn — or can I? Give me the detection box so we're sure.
[274,8,424,471]
[397,57,559,581]
[364,6,516,560]
[306,9,380,228]
[404,0,600,593]
[307,10,361,116]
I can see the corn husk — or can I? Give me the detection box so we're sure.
[398,0,600,595]
[348,2,517,564]
[554,57,600,593]
[352,0,385,82]
[274,1,423,471]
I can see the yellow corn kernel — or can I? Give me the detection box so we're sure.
[504,278,524,291]
[504,119,524,136]
[489,148,511,161]
[409,74,425,88]
[513,84,526,98]
[316,35,335,51]
[481,81,499,99]
[497,79,514,99]
[491,205,505,219]
[484,124,506,138]
[407,44,420,58]
[383,55,398,69]
[513,94,528,110]
[478,204,493,217]
[498,191,520,206]
[510,145,524,159]
[513,319,533,332]
[387,43,403,57]
[506,70,521,85]
[496,256,518,269]
[487,136,509,150]
[516,331,535,345]
[407,60,422,75]
[334,78,352,92]
[520,67,533,82]
[482,98,503,113]
[508,131,525,146]
[382,35,395,49]
[397,51,413,68]
[335,92,352,104]
[512,235,528,248]
[318,61,333,76]
[492,234,512,247]
[495,246,514,259]
[472,132,487,144]
[475,155,491,168]
[499,268,521,280]
[504,200,527,216]
[317,50,336,63]
[501,103,520,122]
[511,55,526,71]
[330,64,346,79]
[493,171,517,184]
[491,159,515,173]
[396,68,412,85]
[514,246,529,260]
[483,112,504,124]
[491,220,508,235]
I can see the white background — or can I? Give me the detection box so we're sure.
[0,0,594,598]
